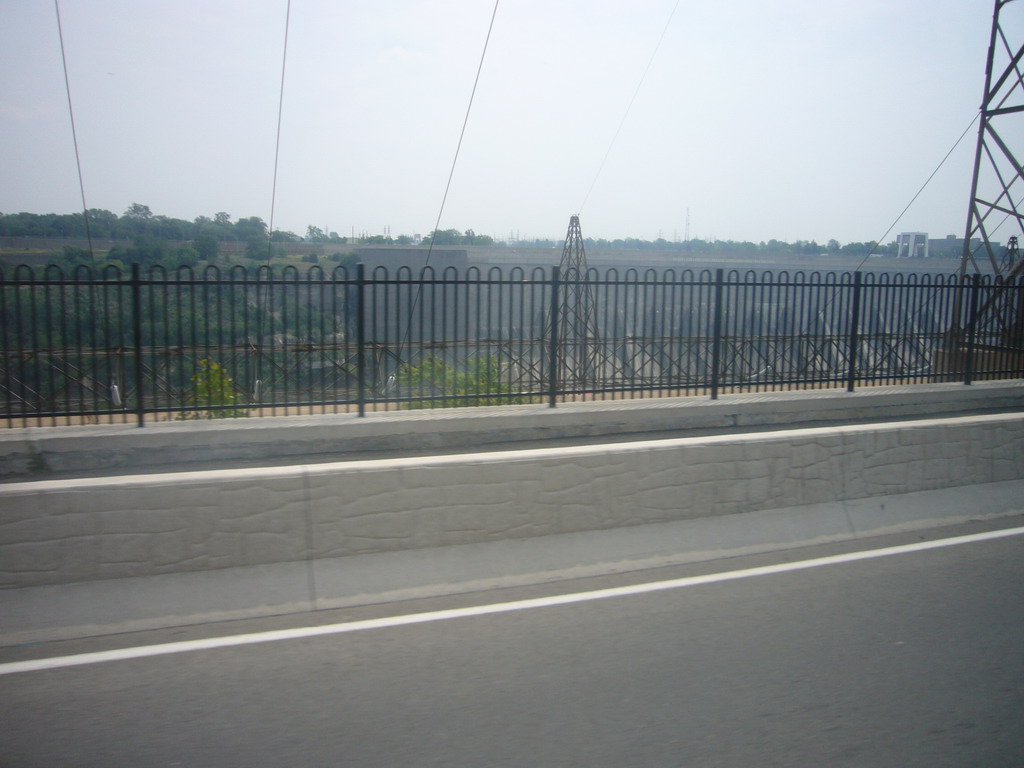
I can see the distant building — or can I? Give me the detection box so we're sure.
[896,232,929,259]
[897,233,990,260]
[926,234,986,259]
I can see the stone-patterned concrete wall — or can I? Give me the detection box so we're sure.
[2,414,1022,588]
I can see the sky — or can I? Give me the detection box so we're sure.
[1,0,1021,245]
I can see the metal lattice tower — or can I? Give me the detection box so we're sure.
[553,215,604,391]
[956,0,1024,355]
[961,0,1024,279]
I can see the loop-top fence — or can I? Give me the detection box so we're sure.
[1,264,1021,427]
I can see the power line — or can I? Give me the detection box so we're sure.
[423,0,500,268]
[54,0,94,265]
[266,0,292,263]
[579,0,681,215]
[852,113,979,273]
[800,112,985,338]
[254,0,293,405]
[397,0,501,365]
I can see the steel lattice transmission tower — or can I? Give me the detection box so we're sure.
[955,0,1024,354]
[961,0,1024,279]
[551,215,605,392]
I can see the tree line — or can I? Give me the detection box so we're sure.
[1,205,333,261]
[0,207,497,248]
[1,205,913,264]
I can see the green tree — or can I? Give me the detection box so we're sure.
[108,234,168,266]
[246,235,273,260]
[459,228,494,245]
[181,359,246,419]
[170,245,200,267]
[193,231,219,261]
[234,216,267,241]
[201,213,236,242]
[85,208,118,238]
[60,245,93,268]
[422,228,464,246]
[124,202,153,220]
[840,241,875,256]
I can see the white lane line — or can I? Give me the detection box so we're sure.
[3,525,1023,676]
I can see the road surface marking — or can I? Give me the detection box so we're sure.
[3,525,1022,676]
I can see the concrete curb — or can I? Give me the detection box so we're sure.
[3,380,1023,478]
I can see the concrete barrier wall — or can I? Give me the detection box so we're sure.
[2,413,1023,589]
[4,381,1024,479]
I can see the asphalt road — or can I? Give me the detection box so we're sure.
[2,519,1023,768]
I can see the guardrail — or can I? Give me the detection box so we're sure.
[2,263,1022,426]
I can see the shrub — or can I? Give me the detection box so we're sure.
[397,354,533,408]
[179,358,247,419]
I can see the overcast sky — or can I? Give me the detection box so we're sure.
[1,0,1019,244]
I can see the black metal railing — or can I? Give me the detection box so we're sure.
[2,263,1022,427]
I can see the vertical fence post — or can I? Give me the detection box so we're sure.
[547,266,561,408]
[130,263,146,427]
[710,268,724,400]
[846,271,863,393]
[964,273,981,385]
[356,262,367,417]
